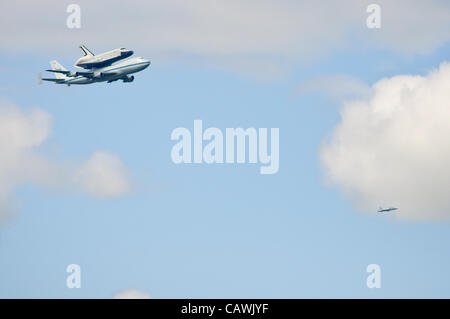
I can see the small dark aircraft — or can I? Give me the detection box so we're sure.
[377,206,398,213]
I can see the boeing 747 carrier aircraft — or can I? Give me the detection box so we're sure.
[39,45,150,86]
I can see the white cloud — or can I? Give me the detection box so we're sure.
[113,289,151,299]
[320,61,450,221]
[1,1,449,75]
[297,75,372,102]
[0,98,131,220]
[74,151,131,198]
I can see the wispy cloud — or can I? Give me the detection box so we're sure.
[297,74,371,102]
[113,289,151,299]
[0,98,132,221]
[74,151,131,198]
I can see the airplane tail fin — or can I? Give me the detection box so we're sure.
[49,60,69,79]
[80,45,94,57]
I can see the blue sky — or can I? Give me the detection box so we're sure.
[1,1,450,298]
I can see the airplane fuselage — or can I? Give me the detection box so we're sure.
[61,57,150,85]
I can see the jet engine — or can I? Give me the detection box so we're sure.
[122,75,134,83]
[93,71,103,79]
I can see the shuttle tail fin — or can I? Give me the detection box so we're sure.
[80,45,94,56]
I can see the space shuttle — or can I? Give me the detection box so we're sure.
[75,45,134,69]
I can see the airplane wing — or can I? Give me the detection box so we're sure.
[46,69,72,75]
[75,71,119,78]
[101,71,118,76]
[42,78,65,82]
[74,71,94,77]
[38,72,65,84]
[44,69,118,79]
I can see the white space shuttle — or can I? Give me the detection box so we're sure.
[75,45,134,69]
